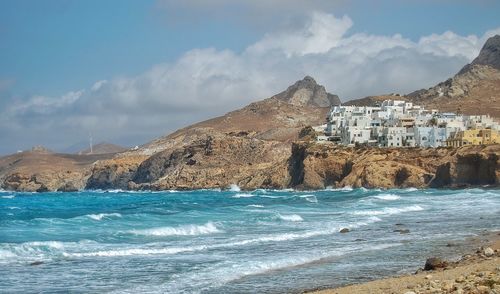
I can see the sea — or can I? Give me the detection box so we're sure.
[1,187,499,293]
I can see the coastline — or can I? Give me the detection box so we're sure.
[307,232,500,294]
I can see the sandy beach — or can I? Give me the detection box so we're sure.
[309,232,500,294]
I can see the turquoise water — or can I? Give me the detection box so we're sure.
[1,187,499,293]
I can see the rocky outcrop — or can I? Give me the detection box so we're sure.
[85,156,147,190]
[288,142,499,189]
[430,145,499,187]
[272,76,341,107]
[127,131,290,190]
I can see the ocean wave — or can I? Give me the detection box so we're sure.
[300,194,318,203]
[1,195,15,199]
[277,214,303,222]
[130,222,221,237]
[137,242,399,294]
[353,205,424,216]
[373,194,401,201]
[247,204,264,208]
[86,213,122,221]
[232,193,254,198]
[64,246,203,258]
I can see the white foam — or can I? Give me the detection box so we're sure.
[65,246,202,258]
[278,214,304,222]
[229,184,241,192]
[1,195,15,199]
[403,187,418,192]
[232,193,254,198]
[130,222,221,237]
[300,194,318,203]
[353,205,424,216]
[86,213,122,221]
[247,204,264,208]
[373,194,401,201]
[341,186,353,191]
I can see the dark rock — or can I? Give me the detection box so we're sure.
[424,257,448,271]
[339,228,350,233]
[29,261,44,266]
[394,229,410,234]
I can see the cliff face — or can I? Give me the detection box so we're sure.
[289,142,499,190]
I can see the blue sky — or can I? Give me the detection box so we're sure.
[1,0,500,154]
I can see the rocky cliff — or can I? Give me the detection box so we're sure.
[289,142,499,190]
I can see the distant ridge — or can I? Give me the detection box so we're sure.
[79,142,127,155]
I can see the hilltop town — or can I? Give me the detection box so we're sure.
[315,99,500,147]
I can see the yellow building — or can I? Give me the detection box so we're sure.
[446,129,500,147]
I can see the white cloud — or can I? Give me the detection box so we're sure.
[247,12,353,57]
[1,11,499,153]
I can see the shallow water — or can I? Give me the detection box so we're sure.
[0,188,499,293]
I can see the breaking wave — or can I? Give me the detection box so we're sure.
[373,194,401,201]
[130,222,221,237]
[353,205,424,216]
[278,214,304,222]
[86,213,122,221]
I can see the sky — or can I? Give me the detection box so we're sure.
[1,0,500,154]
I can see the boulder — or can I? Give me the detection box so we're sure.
[339,228,350,233]
[424,257,448,271]
[483,247,495,257]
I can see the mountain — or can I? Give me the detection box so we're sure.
[347,35,500,118]
[78,142,127,155]
[407,34,500,117]
[137,76,339,155]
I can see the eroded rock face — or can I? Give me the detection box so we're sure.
[288,143,499,190]
[85,156,147,190]
[128,131,290,190]
[430,146,499,187]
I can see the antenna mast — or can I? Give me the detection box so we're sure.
[89,132,93,154]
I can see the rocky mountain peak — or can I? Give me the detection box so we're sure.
[458,34,500,75]
[272,76,341,107]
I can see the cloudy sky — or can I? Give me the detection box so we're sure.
[1,0,500,154]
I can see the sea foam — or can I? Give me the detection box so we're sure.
[130,222,221,237]
[278,214,304,222]
[86,213,122,221]
[353,205,424,216]
[373,194,401,201]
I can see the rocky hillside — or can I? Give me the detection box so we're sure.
[348,35,500,118]
[407,34,500,117]
[137,76,338,156]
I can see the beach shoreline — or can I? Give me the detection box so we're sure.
[307,231,500,294]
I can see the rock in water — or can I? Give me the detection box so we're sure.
[424,257,448,271]
[339,228,350,233]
